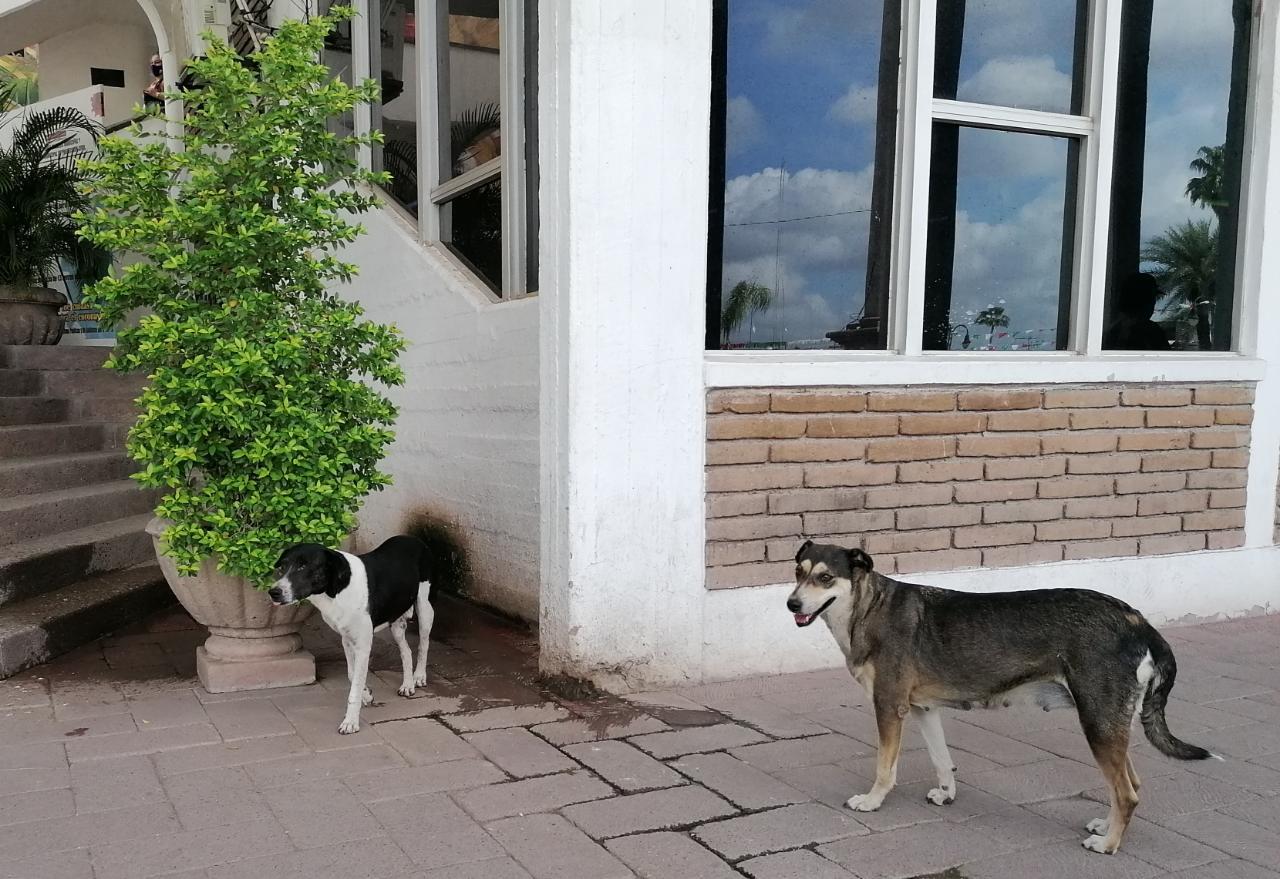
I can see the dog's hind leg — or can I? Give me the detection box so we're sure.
[847,695,906,812]
[912,706,956,805]
[1126,756,1141,793]
[413,585,434,689]
[1075,685,1140,854]
[391,613,416,697]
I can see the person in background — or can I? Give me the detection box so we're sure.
[143,54,165,108]
[1103,272,1172,351]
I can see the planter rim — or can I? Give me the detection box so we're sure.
[0,284,67,306]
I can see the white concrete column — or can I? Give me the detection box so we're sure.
[539,0,712,689]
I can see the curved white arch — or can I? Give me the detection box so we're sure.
[132,0,184,143]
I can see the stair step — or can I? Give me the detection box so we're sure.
[0,370,40,395]
[41,369,146,399]
[0,514,155,607]
[0,480,157,547]
[0,451,137,498]
[0,422,125,459]
[0,564,174,679]
[0,398,70,427]
[0,345,112,371]
[68,397,139,423]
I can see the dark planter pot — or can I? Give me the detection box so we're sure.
[0,285,68,345]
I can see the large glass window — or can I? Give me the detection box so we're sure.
[369,0,419,215]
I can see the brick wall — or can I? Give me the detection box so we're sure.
[705,384,1254,589]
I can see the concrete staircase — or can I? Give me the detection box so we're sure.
[0,345,173,678]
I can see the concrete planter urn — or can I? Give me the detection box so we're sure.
[147,517,316,693]
[0,285,67,345]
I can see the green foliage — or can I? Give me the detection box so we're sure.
[1186,144,1226,215]
[974,306,1009,330]
[1143,219,1218,306]
[721,280,773,344]
[0,53,39,110]
[76,11,405,586]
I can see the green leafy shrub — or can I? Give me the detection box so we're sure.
[77,11,405,586]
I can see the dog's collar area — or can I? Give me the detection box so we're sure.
[794,595,836,627]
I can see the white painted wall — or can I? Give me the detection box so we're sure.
[37,16,157,127]
[344,206,540,621]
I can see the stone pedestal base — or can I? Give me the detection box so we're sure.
[196,645,316,693]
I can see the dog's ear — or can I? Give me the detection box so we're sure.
[794,539,814,563]
[847,548,874,571]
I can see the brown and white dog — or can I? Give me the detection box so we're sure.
[787,540,1217,855]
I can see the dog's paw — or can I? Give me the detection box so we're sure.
[926,787,955,806]
[338,717,361,735]
[361,688,374,706]
[1086,818,1109,835]
[413,670,429,688]
[845,794,883,812]
[397,683,416,698]
[1081,834,1117,855]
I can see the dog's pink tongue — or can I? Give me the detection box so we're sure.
[793,612,812,626]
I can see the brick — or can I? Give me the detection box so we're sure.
[1188,470,1247,489]
[802,509,895,534]
[1183,509,1246,531]
[1037,475,1113,498]
[201,700,293,742]
[1035,519,1110,541]
[630,724,767,760]
[765,538,807,561]
[1070,409,1144,429]
[768,488,863,514]
[1210,488,1247,509]
[983,543,1064,567]
[985,458,1066,480]
[769,439,866,463]
[708,391,771,414]
[562,785,736,839]
[69,755,164,815]
[707,495,767,520]
[606,832,741,879]
[896,505,982,529]
[894,548,982,574]
[987,410,1070,431]
[1118,431,1191,451]
[441,704,571,734]
[561,741,683,792]
[455,770,613,822]
[91,818,293,879]
[1147,408,1215,428]
[898,413,985,435]
[1064,539,1140,560]
[531,714,670,746]
[692,803,867,860]
[708,416,807,440]
[982,499,1063,523]
[955,480,1037,503]
[1042,432,1117,453]
[863,484,952,509]
[739,850,860,879]
[1141,533,1207,555]
[1044,388,1121,408]
[864,529,951,554]
[867,391,956,412]
[706,466,802,493]
[462,728,576,779]
[209,838,416,879]
[1067,453,1140,474]
[707,541,765,566]
[1213,449,1250,468]
[706,442,770,465]
[1064,496,1137,518]
[806,414,898,439]
[897,459,984,483]
[64,723,219,763]
[706,562,794,590]
[957,389,1041,410]
[1215,406,1254,425]
[1121,387,1193,407]
[953,523,1034,548]
[1194,385,1253,405]
[1137,491,1209,516]
[242,744,407,789]
[803,463,896,488]
[342,761,508,805]
[865,437,951,463]
[957,435,1039,457]
[1191,430,1248,449]
[1208,531,1245,549]
[1112,515,1182,537]
[707,515,801,542]
[262,779,383,850]
[1115,472,1187,494]
[670,753,807,810]
[1142,450,1213,472]
[771,392,866,413]
[487,814,632,879]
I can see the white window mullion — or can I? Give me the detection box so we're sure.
[418,0,445,242]
[899,0,937,355]
[499,0,527,298]
[932,100,1094,138]
[1081,0,1123,355]
[352,0,374,170]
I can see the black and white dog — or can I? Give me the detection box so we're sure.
[269,536,434,734]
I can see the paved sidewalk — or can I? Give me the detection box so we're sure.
[1,598,1278,879]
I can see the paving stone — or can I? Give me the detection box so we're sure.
[925,718,1055,766]
[1084,768,1259,821]
[531,712,670,745]
[966,757,1104,804]
[961,839,1164,879]
[203,698,295,741]
[563,784,737,839]
[841,745,1002,786]
[0,787,73,828]
[208,837,414,879]
[670,752,808,809]
[274,702,384,751]
[163,765,274,830]
[418,857,534,879]
[0,803,182,861]
[343,758,506,804]
[263,778,384,848]
[739,850,859,879]
[962,805,1082,851]
[0,764,69,795]
[0,849,93,879]
[126,691,209,730]
[605,831,739,879]
[0,676,52,711]
[244,743,407,788]
[152,734,312,777]
[817,820,1016,879]
[64,722,220,763]
[370,792,504,869]
[1220,795,1280,837]
[707,696,831,739]
[1172,750,1280,796]
[0,711,136,746]
[441,703,572,733]
[486,813,633,879]
[69,754,165,813]
[1200,721,1280,760]
[375,717,480,765]
[629,723,768,759]
[692,803,867,860]
[1165,860,1280,879]
[1168,674,1269,705]
[773,762,948,831]
[90,817,293,879]
[562,740,685,792]
[0,740,66,770]
[464,727,577,777]
[729,732,867,772]
[455,769,614,822]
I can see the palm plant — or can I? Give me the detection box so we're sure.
[1186,145,1226,219]
[721,280,773,345]
[1142,219,1218,349]
[974,306,1009,331]
[0,53,38,110]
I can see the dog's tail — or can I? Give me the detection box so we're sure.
[1140,633,1215,761]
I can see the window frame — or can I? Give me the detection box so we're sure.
[706,0,1268,371]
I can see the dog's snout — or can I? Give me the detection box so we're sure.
[786,596,802,613]
[267,587,283,602]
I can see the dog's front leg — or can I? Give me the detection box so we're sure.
[912,706,956,805]
[339,619,374,734]
[847,696,906,812]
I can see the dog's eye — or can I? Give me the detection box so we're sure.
[819,573,833,584]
